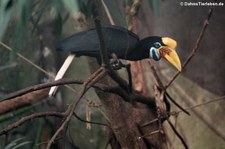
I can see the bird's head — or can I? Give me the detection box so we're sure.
[147,36,181,71]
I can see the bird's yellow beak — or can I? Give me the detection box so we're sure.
[158,37,182,71]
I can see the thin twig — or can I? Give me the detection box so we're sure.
[106,85,155,105]
[0,111,65,135]
[148,60,190,115]
[0,42,52,78]
[138,130,162,139]
[167,119,189,149]
[165,6,214,89]
[73,112,108,127]
[0,76,155,116]
[46,67,107,149]
[35,137,63,148]
[101,0,115,25]
[0,78,101,101]
[171,95,225,115]
[0,41,93,104]
[148,60,164,88]
[170,114,178,149]
[165,92,190,115]
[167,78,225,141]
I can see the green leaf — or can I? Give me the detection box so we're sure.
[50,0,65,35]
[62,0,80,16]
[78,0,93,18]
[11,141,31,149]
[11,0,33,57]
[31,0,49,34]
[148,0,160,16]
[32,119,44,149]
[54,13,63,35]
[0,0,13,40]
[4,137,31,149]
[126,0,133,6]
[103,0,126,26]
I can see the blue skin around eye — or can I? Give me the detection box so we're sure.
[151,47,161,61]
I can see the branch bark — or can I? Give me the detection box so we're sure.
[100,0,169,148]
[46,67,107,149]
[0,111,65,135]
[0,77,155,115]
[0,89,49,114]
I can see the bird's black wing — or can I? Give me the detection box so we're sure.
[57,25,139,59]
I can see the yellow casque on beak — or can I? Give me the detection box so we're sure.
[157,37,182,71]
[158,46,182,71]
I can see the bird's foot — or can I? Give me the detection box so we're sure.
[110,53,133,93]
[110,53,123,70]
[110,59,124,70]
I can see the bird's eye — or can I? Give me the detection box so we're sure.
[154,42,161,49]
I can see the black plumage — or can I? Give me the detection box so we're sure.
[57,25,162,61]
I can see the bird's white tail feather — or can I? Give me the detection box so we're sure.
[48,54,75,96]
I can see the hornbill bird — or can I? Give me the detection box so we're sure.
[49,25,181,96]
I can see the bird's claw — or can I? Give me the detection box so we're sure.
[110,53,133,93]
[110,59,123,70]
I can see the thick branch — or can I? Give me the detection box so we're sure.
[92,1,109,66]
[0,89,49,114]
[0,79,86,101]
[0,111,65,135]
[0,77,154,115]
[46,67,107,149]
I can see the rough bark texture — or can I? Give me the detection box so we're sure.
[90,60,168,149]
[0,89,49,114]
[127,6,168,149]
[88,57,148,149]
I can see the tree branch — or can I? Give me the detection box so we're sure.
[0,77,155,115]
[167,119,188,149]
[0,111,65,135]
[169,81,225,141]
[92,1,109,66]
[0,78,99,101]
[0,89,49,114]
[73,112,108,127]
[148,60,190,115]
[165,6,215,89]
[46,67,107,149]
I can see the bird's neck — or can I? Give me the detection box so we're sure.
[125,40,150,61]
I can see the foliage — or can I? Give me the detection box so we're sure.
[4,137,31,149]
[0,0,162,148]
[0,0,160,44]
